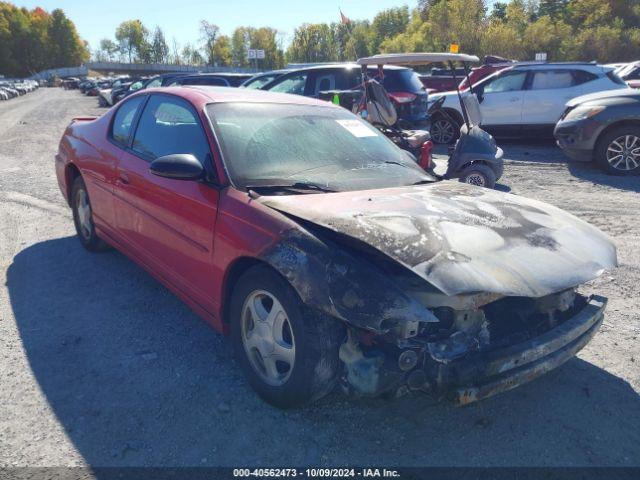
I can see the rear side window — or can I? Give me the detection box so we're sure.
[530,70,574,90]
[381,70,425,93]
[111,95,145,147]
[573,70,598,85]
[131,95,210,163]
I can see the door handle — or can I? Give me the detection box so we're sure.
[510,97,520,102]
[118,172,130,185]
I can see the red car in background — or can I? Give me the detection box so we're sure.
[55,86,615,408]
[420,57,514,93]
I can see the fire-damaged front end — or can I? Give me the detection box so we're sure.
[258,182,617,404]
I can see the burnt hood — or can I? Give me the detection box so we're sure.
[259,182,617,298]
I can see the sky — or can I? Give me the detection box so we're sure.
[12,0,427,52]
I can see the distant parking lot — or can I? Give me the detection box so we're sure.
[1,88,638,468]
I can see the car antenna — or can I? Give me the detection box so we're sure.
[248,189,260,199]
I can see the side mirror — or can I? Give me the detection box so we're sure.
[149,154,205,181]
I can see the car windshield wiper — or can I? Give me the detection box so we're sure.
[246,182,337,197]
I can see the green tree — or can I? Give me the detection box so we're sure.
[115,19,148,62]
[200,20,219,65]
[212,35,232,66]
[150,26,169,63]
[369,6,410,52]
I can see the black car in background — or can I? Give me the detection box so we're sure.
[241,69,290,89]
[261,64,429,127]
[555,89,640,175]
[168,72,253,87]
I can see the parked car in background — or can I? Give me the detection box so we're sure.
[555,88,640,175]
[241,70,290,89]
[55,85,616,408]
[458,56,515,91]
[112,77,150,104]
[429,62,628,143]
[168,74,232,87]
[62,77,81,90]
[262,64,429,127]
[419,67,466,92]
[98,77,139,107]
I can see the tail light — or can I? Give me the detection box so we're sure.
[419,140,433,170]
[389,92,417,104]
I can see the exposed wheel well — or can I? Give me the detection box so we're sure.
[221,257,272,325]
[596,120,640,151]
[65,164,81,206]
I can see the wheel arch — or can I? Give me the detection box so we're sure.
[435,108,464,127]
[65,163,82,206]
[595,120,640,152]
[221,256,275,325]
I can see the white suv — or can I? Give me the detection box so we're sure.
[429,63,628,143]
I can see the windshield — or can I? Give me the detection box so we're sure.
[207,102,433,192]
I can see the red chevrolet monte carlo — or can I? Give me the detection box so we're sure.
[55,86,617,408]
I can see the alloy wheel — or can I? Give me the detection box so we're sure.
[606,135,640,171]
[240,290,296,386]
[431,119,455,144]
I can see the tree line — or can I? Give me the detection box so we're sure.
[2,0,640,78]
[286,0,640,65]
[96,0,640,70]
[0,2,89,77]
[94,20,284,70]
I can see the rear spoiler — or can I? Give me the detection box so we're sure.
[71,116,98,123]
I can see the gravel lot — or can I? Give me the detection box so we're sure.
[1,88,639,469]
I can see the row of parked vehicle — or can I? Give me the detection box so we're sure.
[0,79,39,101]
[62,55,639,176]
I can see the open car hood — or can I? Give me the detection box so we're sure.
[260,182,617,298]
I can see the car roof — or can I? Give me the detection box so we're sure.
[358,53,480,65]
[284,63,410,73]
[142,85,340,108]
[510,62,603,71]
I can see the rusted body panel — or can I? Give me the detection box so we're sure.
[260,182,617,298]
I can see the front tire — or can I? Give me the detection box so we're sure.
[459,163,497,189]
[595,126,640,176]
[71,176,110,252]
[230,265,344,408]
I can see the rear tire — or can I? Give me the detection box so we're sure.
[595,126,640,176]
[459,164,497,189]
[230,265,344,408]
[71,176,110,252]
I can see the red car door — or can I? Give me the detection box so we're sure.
[113,93,220,315]
[90,95,147,235]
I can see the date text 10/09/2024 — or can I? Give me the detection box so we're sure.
[233,468,401,478]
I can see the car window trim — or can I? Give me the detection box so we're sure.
[128,92,219,183]
[107,93,149,150]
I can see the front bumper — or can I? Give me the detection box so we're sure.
[441,295,606,405]
[342,295,606,404]
[554,118,601,162]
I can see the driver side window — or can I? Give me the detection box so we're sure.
[131,95,211,164]
[483,72,527,93]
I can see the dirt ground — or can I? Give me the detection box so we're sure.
[1,88,639,468]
